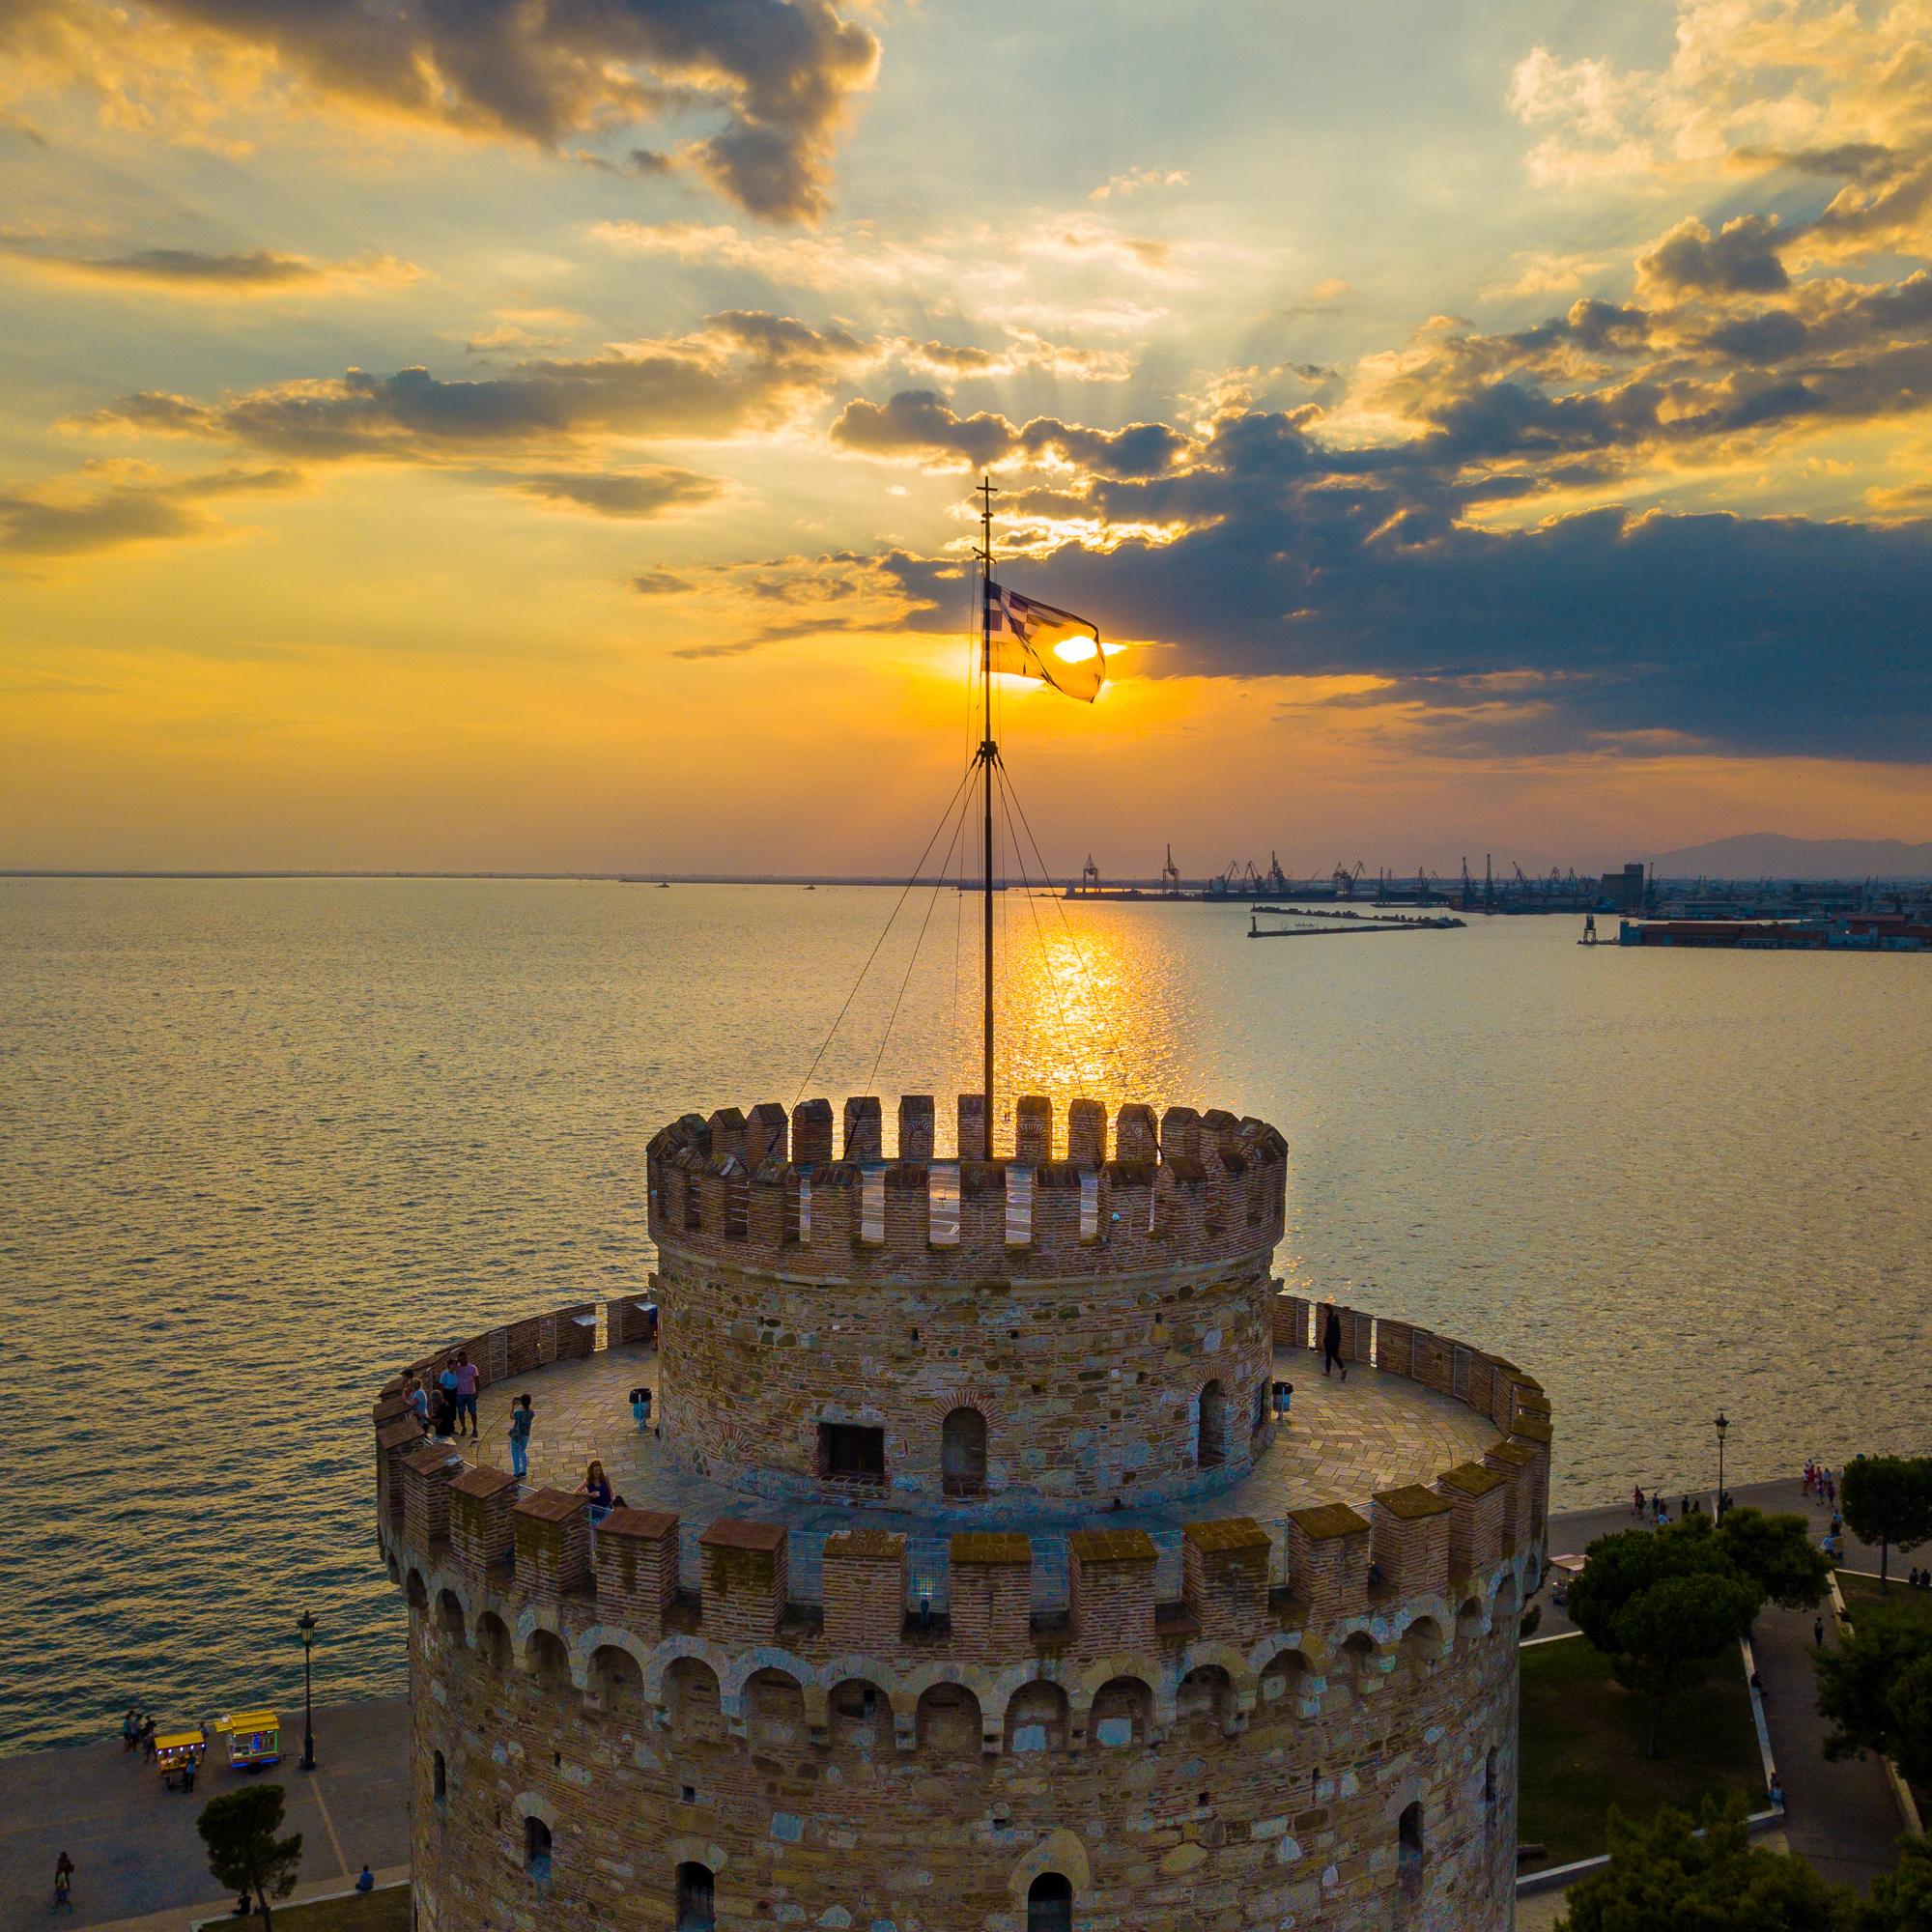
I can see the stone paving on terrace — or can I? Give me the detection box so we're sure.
[463,1339,1499,1547]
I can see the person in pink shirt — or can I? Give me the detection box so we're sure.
[452,1351,479,1439]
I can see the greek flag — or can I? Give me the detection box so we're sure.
[983,581,1106,702]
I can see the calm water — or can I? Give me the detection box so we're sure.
[3,879,1927,1752]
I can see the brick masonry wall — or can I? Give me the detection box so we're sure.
[402,1547,1525,1932]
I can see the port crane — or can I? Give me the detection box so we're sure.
[1161,844,1181,897]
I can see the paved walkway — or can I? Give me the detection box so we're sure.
[1525,1480,1915,1903]
[466,1342,1499,1536]
[0,1699,410,1928]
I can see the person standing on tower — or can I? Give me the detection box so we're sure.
[1322,1305,1348,1381]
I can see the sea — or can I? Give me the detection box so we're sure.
[3,877,1926,1752]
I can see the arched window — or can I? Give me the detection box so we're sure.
[1398,1801,1424,1894]
[525,1815,552,1882]
[1028,1872,1072,1932]
[942,1406,988,1497]
[1197,1379,1226,1467]
[432,1750,446,1802]
[676,1861,716,1929]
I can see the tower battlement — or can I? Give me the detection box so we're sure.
[645,1094,1289,1282]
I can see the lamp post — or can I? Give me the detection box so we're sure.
[298,1610,317,1771]
[1715,1412,1729,1520]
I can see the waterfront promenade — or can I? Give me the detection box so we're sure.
[6,1479,1914,1927]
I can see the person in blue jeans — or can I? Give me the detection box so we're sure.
[451,1351,479,1439]
[508,1394,533,1478]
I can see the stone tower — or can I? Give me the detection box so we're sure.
[375,1092,1548,1931]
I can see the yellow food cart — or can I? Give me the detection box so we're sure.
[212,1711,281,1771]
[155,1728,205,1791]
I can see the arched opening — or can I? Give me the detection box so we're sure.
[1342,1631,1380,1698]
[828,1678,890,1755]
[528,1629,572,1694]
[1398,1801,1424,1895]
[1177,1664,1234,1733]
[432,1749,446,1803]
[675,1861,716,1930]
[1492,1575,1521,1627]
[405,1570,429,1611]
[1398,1617,1442,1683]
[525,1815,552,1882]
[590,1644,643,1718]
[1257,1649,1309,1726]
[1003,1680,1068,1755]
[474,1612,511,1673]
[942,1406,989,1497]
[665,1658,724,1744]
[1090,1676,1151,1748]
[916,1682,983,1758]
[746,1668,806,1748]
[436,1590,465,1641]
[1028,1872,1073,1932]
[1197,1379,1226,1467]
[1456,1597,1485,1647]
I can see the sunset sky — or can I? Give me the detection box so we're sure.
[4,0,1931,874]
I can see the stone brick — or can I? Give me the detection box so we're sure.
[1065,1096,1108,1165]
[1069,1527,1157,1653]
[823,1528,906,1652]
[1371,1486,1452,1600]
[1115,1102,1158,1161]
[701,1519,787,1646]
[1014,1094,1053,1161]
[594,1507,680,1639]
[1287,1503,1370,1622]
[447,1463,517,1582]
[376,1415,425,1529]
[949,1532,1031,1662]
[514,1487,592,1602]
[1435,1462,1509,1578]
[791,1096,834,1164]
[896,1094,934,1161]
[400,1441,467,1551]
[1183,1518,1275,1646]
[842,1095,882,1161]
[744,1101,788,1164]
[1482,1439,1538,1548]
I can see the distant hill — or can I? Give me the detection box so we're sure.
[1644,833,1932,879]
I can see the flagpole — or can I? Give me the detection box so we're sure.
[978,475,996,1160]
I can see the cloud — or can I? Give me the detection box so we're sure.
[896,328,1131,383]
[1090,168,1187,201]
[2,0,881,223]
[2,243,421,294]
[80,310,876,461]
[589,217,948,290]
[828,390,1196,475]
[508,467,724,518]
[0,460,298,557]
[1636,214,1790,296]
[1483,252,1606,300]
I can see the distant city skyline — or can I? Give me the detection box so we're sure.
[3,0,1930,869]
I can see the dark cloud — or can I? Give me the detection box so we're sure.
[85,311,871,459]
[508,466,724,518]
[828,389,1195,476]
[1,243,419,293]
[8,0,878,223]
[0,464,298,556]
[631,567,696,594]
[1636,214,1791,296]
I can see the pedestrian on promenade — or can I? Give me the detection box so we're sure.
[452,1351,479,1440]
[122,1709,137,1752]
[1815,1615,1826,1646]
[509,1394,533,1479]
[54,1852,74,1914]
[437,1354,459,1420]
[583,1460,627,1517]
[1321,1307,1347,1381]
[138,1716,156,1760]
[406,1377,428,1427]
[431,1384,455,1440]
[1770,1772,1784,1810]
[1633,1484,1645,1516]
[355,1865,374,1893]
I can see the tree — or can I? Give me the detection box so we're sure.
[1717,1507,1834,1609]
[1613,1571,1767,1757]
[1566,1520,1742,1649]
[1840,1458,1932,1590]
[1557,1794,1850,1932]
[1848,1833,1932,1932]
[1816,1595,1932,1788]
[197,1785,301,1928]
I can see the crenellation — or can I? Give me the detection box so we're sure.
[387,1099,1538,1932]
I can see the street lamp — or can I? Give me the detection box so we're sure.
[298,1610,318,1771]
[1715,1412,1730,1520]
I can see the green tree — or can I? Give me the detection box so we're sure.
[1566,1519,1743,1651]
[1848,1834,1932,1932]
[1613,1571,1767,1756]
[1717,1507,1834,1609]
[197,1785,301,1928]
[1840,1458,1932,1590]
[1816,1595,1932,1788]
[1557,1794,1850,1932]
